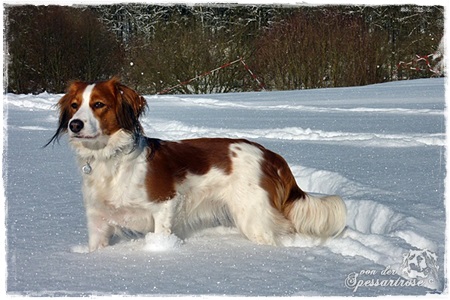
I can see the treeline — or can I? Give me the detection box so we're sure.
[5,5,444,94]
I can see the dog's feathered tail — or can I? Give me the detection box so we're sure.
[288,194,347,237]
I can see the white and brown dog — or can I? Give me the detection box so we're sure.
[47,78,346,252]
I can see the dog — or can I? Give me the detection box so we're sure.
[47,78,346,252]
[402,249,439,280]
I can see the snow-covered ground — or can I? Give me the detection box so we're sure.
[3,78,446,296]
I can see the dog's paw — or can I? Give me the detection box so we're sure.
[70,244,90,254]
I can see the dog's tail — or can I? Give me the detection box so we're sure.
[287,194,347,238]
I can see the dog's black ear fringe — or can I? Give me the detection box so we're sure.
[43,106,71,148]
[43,126,66,148]
[43,85,76,148]
[145,137,162,160]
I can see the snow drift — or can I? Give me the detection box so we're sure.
[4,78,446,296]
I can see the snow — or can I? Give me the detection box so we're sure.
[3,78,447,296]
[143,233,184,252]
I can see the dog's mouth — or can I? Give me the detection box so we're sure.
[70,133,100,140]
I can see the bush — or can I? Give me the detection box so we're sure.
[5,6,124,93]
[4,5,444,94]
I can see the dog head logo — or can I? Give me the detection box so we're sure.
[401,249,438,280]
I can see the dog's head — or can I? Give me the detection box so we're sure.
[401,249,438,279]
[46,78,147,148]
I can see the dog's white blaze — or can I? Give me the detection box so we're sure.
[70,84,100,138]
[75,83,95,122]
[82,84,95,106]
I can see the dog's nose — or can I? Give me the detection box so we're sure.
[69,119,84,133]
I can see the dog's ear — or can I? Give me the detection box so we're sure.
[109,78,147,135]
[114,79,147,119]
[44,81,85,147]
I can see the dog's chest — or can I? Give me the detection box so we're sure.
[82,152,150,209]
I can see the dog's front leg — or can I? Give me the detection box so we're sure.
[153,199,178,235]
[86,211,114,252]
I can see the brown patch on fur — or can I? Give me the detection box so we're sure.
[90,78,147,135]
[88,80,121,135]
[145,138,235,202]
[258,145,306,218]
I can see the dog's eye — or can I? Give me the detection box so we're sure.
[71,103,78,109]
[93,102,105,109]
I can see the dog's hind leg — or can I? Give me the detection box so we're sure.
[226,185,293,246]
